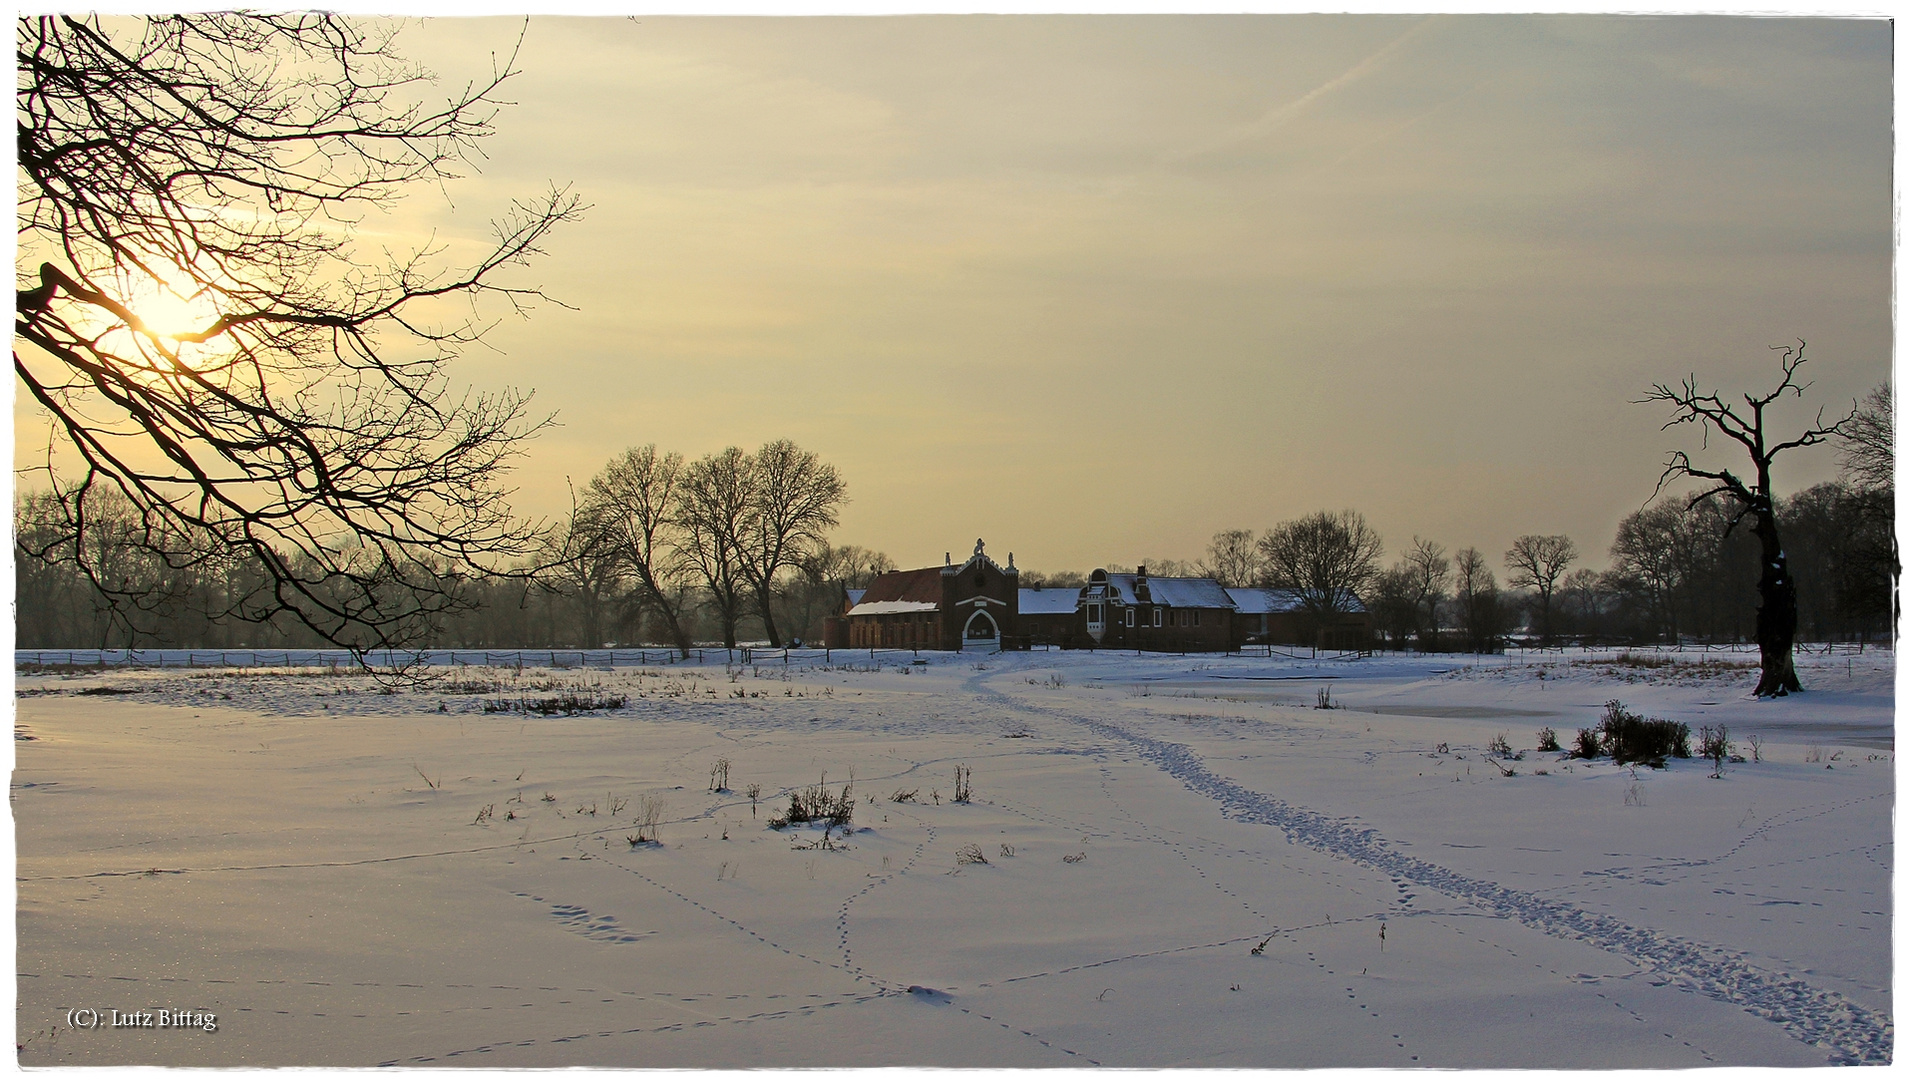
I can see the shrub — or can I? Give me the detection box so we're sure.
[1573,728,1601,759]
[772,774,855,830]
[1536,727,1560,752]
[1487,732,1512,758]
[1699,724,1731,777]
[955,843,988,865]
[1597,700,1689,767]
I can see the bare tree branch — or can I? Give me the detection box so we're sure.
[15,14,585,652]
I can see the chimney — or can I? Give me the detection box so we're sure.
[1137,564,1148,582]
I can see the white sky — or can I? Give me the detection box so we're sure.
[13,12,1896,577]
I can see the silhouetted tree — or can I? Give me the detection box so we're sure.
[1201,529,1260,588]
[1256,510,1383,643]
[1835,384,1897,638]
[679,448,754,648]
[1401,537,1450,648]
[15,14,582,650]
[1642,341,1850,695]
[581,446,696,657]
[1503,534,1577,645]
[1451,546,1503,652]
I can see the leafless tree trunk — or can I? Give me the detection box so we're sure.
[1642,341,1851,696]
[15,14,582,653]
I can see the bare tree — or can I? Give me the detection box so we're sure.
[678,448,755,648]
[1839,384,1893,492]
[1256,510,1383,643]
[1199,529,1260,587]
[539,505,624,649]
[741,440,847,647]
[1503,535,1577,645]
[15,15,582,651]
[1556,566,1611,644]
[1607,507,1685,643]
[1401,537,1451,648]
[1834,384,1897,638]
[1019,568,1085,590]
[1451,546,1502,653]
[810,544,896,590]
[581,446,695,657]
[1642,341,1850,695]
[1368,565,1419,650]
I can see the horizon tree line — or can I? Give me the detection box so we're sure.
[16,387,1892,655]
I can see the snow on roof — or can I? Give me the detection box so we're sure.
[846,600,940,618]
[1226,587,1368,614]
[856,566,944,606]
[1018,588,1080,616]
[1103,573,1234,609]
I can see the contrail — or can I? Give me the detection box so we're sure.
[1170,17,1436,164]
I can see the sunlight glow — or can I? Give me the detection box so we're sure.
[126,280,221,341]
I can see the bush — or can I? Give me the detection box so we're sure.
[1699,724,1731,777]
[1573,727,1601,759]
[1488,732,1512,758]
[1597,700,1690,767]
[1536,727,1560,752]
[770,774,855,830]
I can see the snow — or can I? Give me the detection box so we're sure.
[1098,572,1234,610]
[1017,588,1080,615]
[843,600,940,617]
[1226,586,1368,614]
[12,645,1893,1066]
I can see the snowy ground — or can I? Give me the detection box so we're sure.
[12,646,1894,1066]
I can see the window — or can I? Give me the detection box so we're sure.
[1088,604,1103,624]
[1153,608,1162,627]
[1125,608,1135,627]
[1193,610,1201,627]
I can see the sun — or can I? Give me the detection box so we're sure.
[127,281,221,341]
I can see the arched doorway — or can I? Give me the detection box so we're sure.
[962,609,1000,652]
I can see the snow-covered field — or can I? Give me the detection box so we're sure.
[12,646,1894,1066]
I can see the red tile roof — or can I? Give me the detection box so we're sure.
[857,566,945,607]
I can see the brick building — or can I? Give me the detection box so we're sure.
[1079,567,1235,651]
[841,540,1020,651]
[829,547,1370,653]
[1225,587,1371,649]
